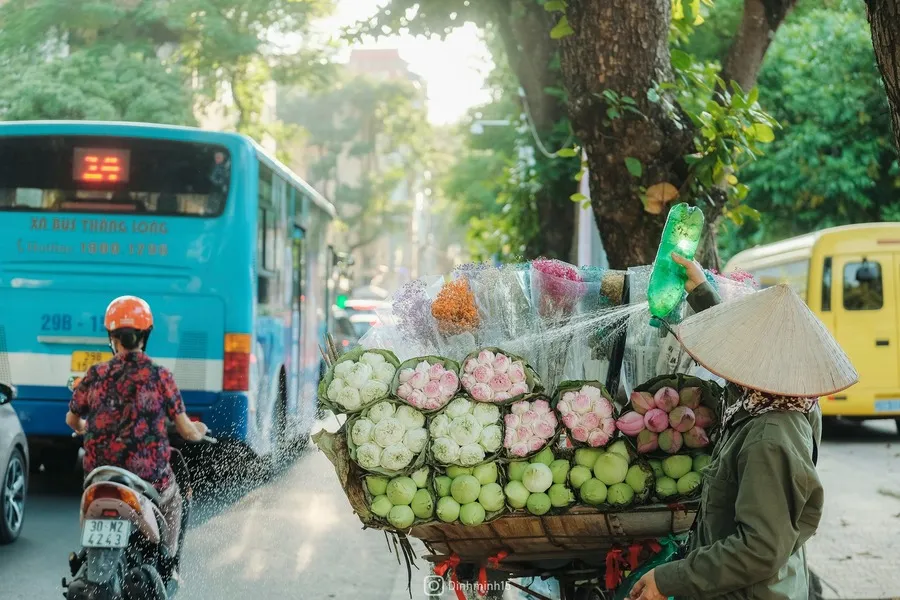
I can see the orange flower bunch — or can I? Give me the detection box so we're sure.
[431,278,480,335]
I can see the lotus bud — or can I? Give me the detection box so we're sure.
[516,427,532,442]
[580,412,600,430]
[587,429,611,448]
[592,397,614,419]
[407,389,427,408]
[571,426,590,442]
[679,387,702,410]
[489,374,513,393]
[504,429,516,447]
[470,383,493,402]
[684,426,710,449]
[643,408,669,433]
[572,394,593,414]
[562,412,580,429]
[508,362,527,384]
[521,410,539,426]
[494,392,511,402]
[491,354,511,374]
[473,365,493,384]
[428,363,446,380]
[415,360,431,373]
[543,412,559,429]
[464,359,478,373]
[511,401,529,415]
[528,437,546,452]
[461,374,477,391]
[658,429,683,453]
[562,391,576,403]
[509,382,530,396]
[532,399,551,414]
[637,429,659,453]
[668,406,696,433]
[409,371,429,391]
[439,371,459,396]
[399,368,415,384]
[694,406,717,429]
[424,397,444,410]
[534,420,555,439]
[424,381,441,399]
[654,387,680,412]
[504,413,521,429]
[477,350,496,365]
[630,391,655,415]
[615,412,645,437]
[601,418,617,436]
[557,398,572,416]
[397,383,413,399]
[510,442,530,457]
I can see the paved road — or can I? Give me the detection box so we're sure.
[1,419,897,600]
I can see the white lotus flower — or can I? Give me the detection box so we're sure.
[432,437,461,464]
[360,352,387,367]
[479,425,502,452]
[356,443,382,469]
[459,444,486,466]
[351,418,374,446]
[336,387,362,411]
[404,428,428,453]
[450,414,483,446]
[345,363,374,390]
[334,361,355,378]
[374,363,396,384]
[373,417,405,447]
[473,403,500,426]
[395,405,426,430]
[446,397,472,419]
[429,414,450,438]
[367,401,396,424]
[380,444,414,470]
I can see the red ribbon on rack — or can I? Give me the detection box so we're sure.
[434,554,466,600]
[476,551,510,597]
[605,547,627,590]
[627,539,664,570]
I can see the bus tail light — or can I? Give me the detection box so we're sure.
[224,333,251,392]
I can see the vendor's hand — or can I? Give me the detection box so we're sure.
[671,252,706,293]
[630,569,666,600]
[75,421,88,436]
[193,420,209,439]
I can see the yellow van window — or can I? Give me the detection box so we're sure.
[843,261,883,311]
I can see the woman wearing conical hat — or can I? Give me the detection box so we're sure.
[630,254,857,600]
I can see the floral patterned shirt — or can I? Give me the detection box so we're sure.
[70,351,186,492]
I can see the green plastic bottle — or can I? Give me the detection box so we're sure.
[647,203,705,320]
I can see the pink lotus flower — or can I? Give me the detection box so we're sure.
[644,408,669,433]
[510,442,530,457]
[587,429,611,448]
[509,382,529,396]
[637,430,659,453]
[399,368,415,384]
[461,374,477,391]
[543,412,558,428]
[669,406,696,433]
[580,412,600,430]
[471,383,493,402]
[492,354,510,374]
[397,383,413,399]
[504,429,516,447]
[428,363,446,380]
[439,372,459,396]
[572,394,593,414]
[684,426,710,449]
[616,412,645,436]
[601,418,617,436]
[464,359,478,373]
[477,350,496,365]
[516,426,532,442]
[474,365,493,384]
[592,398,614,419]
[505,413,521,429]
[571,426,590,442]
[679,387,702,410]
[630,391,655,415]
[415,361,431,372]
[694,406,716,429]
[563,391,576,403]
[528,437,546,452]
[508,362,526,384]
[408,389,427,407]
[534,420,555,439]
[654,387,680,412]
[409,371,429,391]
[659,429,683,453]
[521,410,539,426]
[511,401,529,415]
[424,381,441,399]
[494,392,512,402]
[489,374,512,393]
[557,399,572,416]
[562,412,580,429]
[532,399,551,414]
[424,397,444,410]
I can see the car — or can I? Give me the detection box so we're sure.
[332,309,360,350]
[0,381,27,544]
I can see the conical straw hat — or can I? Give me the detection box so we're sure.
[676,284,858,397]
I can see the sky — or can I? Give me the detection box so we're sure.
[317,0,494,125]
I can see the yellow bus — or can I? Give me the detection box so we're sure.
[725,223,900,431]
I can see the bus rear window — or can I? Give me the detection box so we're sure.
[0,135,230,216]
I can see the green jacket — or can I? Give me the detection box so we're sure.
[654,282,824,600]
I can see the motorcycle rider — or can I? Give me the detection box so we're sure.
[66,295,208,582]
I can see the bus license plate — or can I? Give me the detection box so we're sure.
[71,351,112,372]
[81,519,131,548]
[874,400,900,413]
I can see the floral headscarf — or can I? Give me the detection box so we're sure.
[723,386,818,428]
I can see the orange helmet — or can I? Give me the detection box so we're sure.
[104,296,154,331]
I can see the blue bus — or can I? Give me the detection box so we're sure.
[0,121,337,468]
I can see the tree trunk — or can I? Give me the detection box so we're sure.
[720,0,798,91]
[866,0,900,152]
[559,0,694,269]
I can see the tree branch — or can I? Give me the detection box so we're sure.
[866,0,900,151]
[720,0,797,91]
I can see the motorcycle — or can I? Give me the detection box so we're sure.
[62,430,216,600]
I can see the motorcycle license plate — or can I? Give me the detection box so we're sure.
[82,519,131,548]
[70,351,112,372]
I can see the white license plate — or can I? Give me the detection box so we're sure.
[82,519,131,548]
[875,400,900,413]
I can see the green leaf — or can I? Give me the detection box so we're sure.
[647,88,660,103]
[621,96,637,105]
[544,0,568,11]
[625,157,643,178]
[556,147,578,158]
[602,89,619,102]
[749,123,775,143]
[550,15,575,39]
[671,49,693,71]
[607,107,621,120]
[747,87,759,106]
[570,192,588,203]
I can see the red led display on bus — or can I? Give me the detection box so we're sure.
[73,148,131,183]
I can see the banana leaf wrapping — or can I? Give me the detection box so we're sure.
[458,347,543,406]
[500,393,563,462]
[552,380,620,449]
[390,355,461,415]
[426,396,504,468]
[360,468,439,530]
[430,463,508,526]
[503,446,578,517]
[311,427,376,527]
[345,398,429,477]
[317,347,400,416]
[570,444,657,512]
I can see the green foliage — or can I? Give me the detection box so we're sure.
[719,7,899,258]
